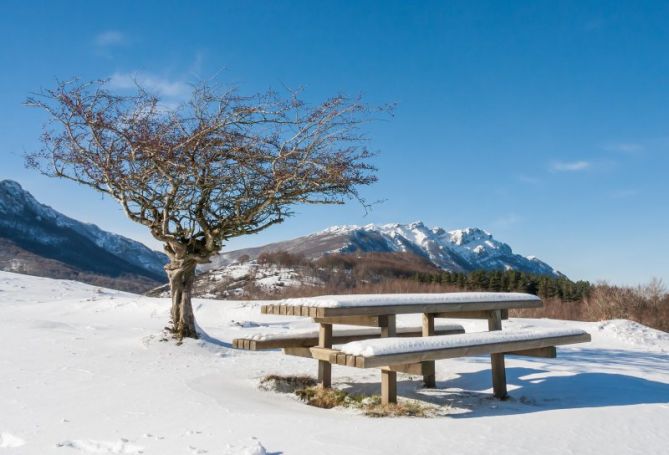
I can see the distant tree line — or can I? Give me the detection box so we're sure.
[410,269,591,301]
[249,250,592,301]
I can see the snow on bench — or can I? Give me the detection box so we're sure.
[261,292,542,317]
[321,328,591,368]
[310,327,591,404]
[302,329,590,404]
[280,292,541,308]
[232,323,465,350]
[341,328,589,357]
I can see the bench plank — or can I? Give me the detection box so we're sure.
[261,299,543,318]
[313,316,382,327]
[232,324,465,351]
[506,346,556,358]
[333,331,591,368]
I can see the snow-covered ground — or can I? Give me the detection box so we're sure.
[0,271,667,454]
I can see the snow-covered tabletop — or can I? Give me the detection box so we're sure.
[261,292,543,318]
[279,292,540,308]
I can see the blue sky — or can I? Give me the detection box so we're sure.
[1,0,668,285]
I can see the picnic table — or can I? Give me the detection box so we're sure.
[234,292,590,404]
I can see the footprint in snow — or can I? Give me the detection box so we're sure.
[222,438,267,455]
[0,432,26,448]
[229,320,262,328]
[56,438,144,454]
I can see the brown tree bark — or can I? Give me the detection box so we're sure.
[166,259,198,340]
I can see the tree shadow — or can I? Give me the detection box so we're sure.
[196,324,232,348]
[337,349,669,418]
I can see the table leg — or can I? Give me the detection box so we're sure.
[380,315,397,405]
[421,313,436,388]
[318,323,332,389]
[487,310,508,399]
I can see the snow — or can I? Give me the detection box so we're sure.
[340,328,588,357]
[280,291,541,308]
[248,323,465,341]
[0,432,26,448]
[1,270,668,454]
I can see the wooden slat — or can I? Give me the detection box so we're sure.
[308,334,588,367]
[505,346,556,358]
[230,324,464,351]
[309,347,339,361]
[316,299,542,317]
[283,347,313,358]
[383,363,424,375]
[314,316,381,327]
[352,332,591,368]
[435,310,489,319]
[258,298,542,319]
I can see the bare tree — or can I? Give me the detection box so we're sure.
[26,79,382,340]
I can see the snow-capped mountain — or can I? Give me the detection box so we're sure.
[207,221,559,277]
[0,180,168,291]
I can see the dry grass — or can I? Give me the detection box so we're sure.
[295,386,354,409]
[295,386,435,416]
[262,377,435,416]
[258,375,318,393]
[513,279,669,332]
[363,400,433,418]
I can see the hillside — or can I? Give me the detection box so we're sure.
[0,180,168,292]
[206,222,558,276]
[173,222,561,299]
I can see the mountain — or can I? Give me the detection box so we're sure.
[148,221,561,299]
[205,221,559,277]
[0,180,168,292]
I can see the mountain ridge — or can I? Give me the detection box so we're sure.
[206,221,559,277]
[0,179,168,292]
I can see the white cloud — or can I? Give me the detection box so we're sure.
[603,143,644,154]
[108,72,191,99]
[550,160,591,172]
[95,30,126,47]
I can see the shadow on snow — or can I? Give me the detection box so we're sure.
[338,348,669,418]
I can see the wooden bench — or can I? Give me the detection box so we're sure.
[298,328,591,404]
[232,323,465,350]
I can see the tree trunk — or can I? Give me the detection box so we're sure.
[166,259,198,340]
